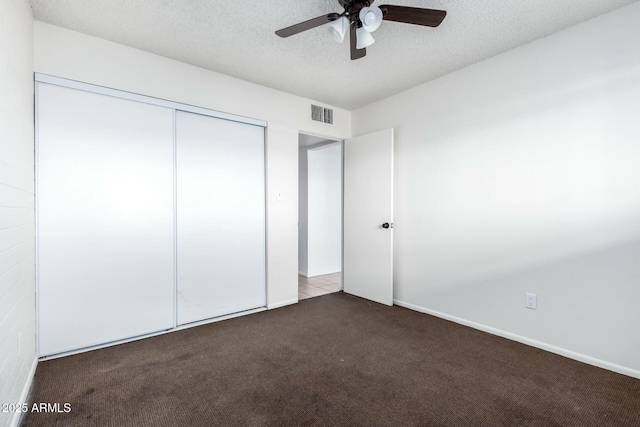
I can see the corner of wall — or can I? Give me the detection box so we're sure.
[0,0,37,425]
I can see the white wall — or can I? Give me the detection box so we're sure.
[33,22,352,310]
[352,3,640,377]
[266,125,300,308]
[0,1,36,426]
[33,23,350,140]
[307,143,342,276]
[298,146,309,276]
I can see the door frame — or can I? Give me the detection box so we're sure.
[297,132,346,288]
[297,128,394,303]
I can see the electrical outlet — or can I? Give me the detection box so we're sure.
[525,293,537,310]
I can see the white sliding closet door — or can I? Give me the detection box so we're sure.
[37,84,175,356]
[176,111,266,325]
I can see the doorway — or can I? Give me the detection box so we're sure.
[298,133,343,300]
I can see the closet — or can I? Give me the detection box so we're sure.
[36,75,266,357]
[176,111,265,325]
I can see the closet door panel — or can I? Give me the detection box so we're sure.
[37,84,175,356]
[176,111,265,325]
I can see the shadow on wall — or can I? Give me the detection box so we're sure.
[394,63,640,154]
[380,14,640,375]
[399,236,640,371]
[392,63,640,295]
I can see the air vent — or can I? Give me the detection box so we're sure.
[311,104,323,122]
[323,108,333,124]
[311,105,334,125]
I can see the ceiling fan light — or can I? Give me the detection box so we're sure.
[359,6,383,32]
[356,26,375,49]
[328,16,349,43]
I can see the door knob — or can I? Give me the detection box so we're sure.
[381,222,392,229]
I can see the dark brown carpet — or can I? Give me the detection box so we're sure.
[24,292,640,426]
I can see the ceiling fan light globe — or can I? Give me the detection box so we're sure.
[328,16,349,43]
[356,27,375,49]
[359,6,383,32]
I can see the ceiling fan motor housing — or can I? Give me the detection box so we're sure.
[342,0,374,25]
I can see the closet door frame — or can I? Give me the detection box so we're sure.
[35,73,268,358]
[35,74,266,127]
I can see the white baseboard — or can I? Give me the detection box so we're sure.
[10,356,38,427]
[394,299,640,380]
[298,271,309,277]
[267,298,298,310]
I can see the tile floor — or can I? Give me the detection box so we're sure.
[298,272,342,300]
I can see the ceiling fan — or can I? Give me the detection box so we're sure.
[275,1,447,60]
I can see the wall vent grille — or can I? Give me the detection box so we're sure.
[323,108,333,124]
[311,105,323,122]
[311,105,333,125]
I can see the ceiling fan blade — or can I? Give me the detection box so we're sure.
[350,24,366,60]
[379,5,446,27]
[275,13,341,38]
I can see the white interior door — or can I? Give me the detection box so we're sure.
[37,83,175,356]
[176,111,266,325]
[343,129,394,305]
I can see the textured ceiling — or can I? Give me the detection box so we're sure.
[29,0,638,110]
